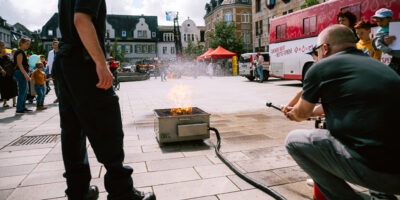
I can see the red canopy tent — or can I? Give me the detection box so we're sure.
[205,46,236,59]
[196,48,214,60]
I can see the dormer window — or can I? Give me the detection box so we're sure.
[122,31,126,37]
[48,30,53,36]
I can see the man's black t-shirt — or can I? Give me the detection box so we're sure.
[58,0,106,52]
[302,48,400,173]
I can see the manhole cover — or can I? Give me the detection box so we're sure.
[10,135,60,146]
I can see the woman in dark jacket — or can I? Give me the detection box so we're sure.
[0,41,17,107]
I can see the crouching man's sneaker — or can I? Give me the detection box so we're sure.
[132,188,156,200]
[370,190,397,200]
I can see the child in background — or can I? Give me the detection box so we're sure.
[354,20,382,61]
[371,8,400,74]
[31,62,48,110]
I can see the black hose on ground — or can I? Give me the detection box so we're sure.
[208,127,287,200]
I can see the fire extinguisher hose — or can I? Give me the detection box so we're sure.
[209,127,287,200]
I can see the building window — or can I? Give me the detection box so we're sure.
[149,45,156,53]
[48,30,53,36]
[242,0,248,2]
[276,24,286,40]
[135,45,142,53]
[242,32,250,44]
[125,45,130,54]
[255,20,263,36]
[138,30,142,37]
[122,31,126,37]
[143,45,148,53]
[225,11,232,22]
[143,30,147,38]
[266,0,276,9]
[241,13,250,23]
[283,9,293,15]
[171,47,175,54]
[256,0,261,12]
[163,47,167,54]
[192,34,195,41]
[303,16,317,34]
[152,32,156,38]
[184,34,187,42]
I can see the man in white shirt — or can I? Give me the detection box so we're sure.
[47,40,59,103]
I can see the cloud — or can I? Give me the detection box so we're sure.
[0,0,208,31]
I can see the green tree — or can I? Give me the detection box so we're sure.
[301,0,319,9]
[110,40,125,62]
[183,39,204,61]
[205,3,211,14]
[30,34,46,55]
[208,21,244,55]
[210,0,217,10]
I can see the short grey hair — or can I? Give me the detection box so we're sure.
[317,24,356,47]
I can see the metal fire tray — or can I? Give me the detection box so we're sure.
[154,107,210,144]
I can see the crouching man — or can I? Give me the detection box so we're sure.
[283,24,400,200]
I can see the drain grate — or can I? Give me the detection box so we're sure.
[10,135,60,146]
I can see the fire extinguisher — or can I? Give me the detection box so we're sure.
[313,114,327,200]
[266,102,328,200]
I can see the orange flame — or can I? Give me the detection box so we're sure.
[168,84,193,115]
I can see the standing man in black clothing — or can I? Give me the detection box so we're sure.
[55,1,156,199]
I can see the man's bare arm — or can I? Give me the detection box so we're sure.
[74,12,112,90]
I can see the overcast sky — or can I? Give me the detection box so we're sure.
[0,0,209,31]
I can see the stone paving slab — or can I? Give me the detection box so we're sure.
[153,177,239,200]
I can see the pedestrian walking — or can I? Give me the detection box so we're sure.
[55,1,156,199]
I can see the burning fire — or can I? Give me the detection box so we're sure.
[168,84,193,115]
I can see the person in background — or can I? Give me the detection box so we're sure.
[284,24,400,200]
[207,61,214,78]
[40,55,51,94]
[256,52,264,83]
[31,62,47,110]
[47,40,59,103]
[354,20,382,61]
[0,41,17,108]
[159,61,168,82]
[337,10,358,39]
[108,56,118,76]
[55,0,156,199]
[371,8,400,75]
[13,38,32,114]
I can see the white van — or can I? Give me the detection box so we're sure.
[238,52,270,81]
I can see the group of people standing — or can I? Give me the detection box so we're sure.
[0,38,59,113]
[338,8,399,74]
